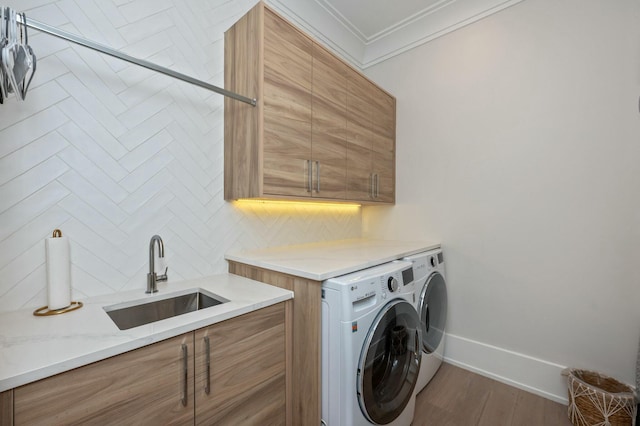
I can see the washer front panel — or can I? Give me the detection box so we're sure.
[357,299,421,425]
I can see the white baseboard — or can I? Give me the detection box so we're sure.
[444,333,569,405]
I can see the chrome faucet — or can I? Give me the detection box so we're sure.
[146,235,168,293]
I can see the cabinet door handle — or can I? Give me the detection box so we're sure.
[181,344,188,407]
[370,173,374,199]
[315,161,320,193]
[306,160,312,193]
[204,336,211,395]
[375,174,379,198]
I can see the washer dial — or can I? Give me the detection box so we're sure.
[387,277,399,292]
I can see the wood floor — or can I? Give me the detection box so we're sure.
[413,363,572,425]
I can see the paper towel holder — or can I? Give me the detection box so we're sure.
[33,301,83,316]
[33,228,84,317]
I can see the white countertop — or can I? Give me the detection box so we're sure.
[225,238,441,281]
[0,274,292,392]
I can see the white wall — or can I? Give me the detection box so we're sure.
[363,0,640,402]
[0,0,361,313]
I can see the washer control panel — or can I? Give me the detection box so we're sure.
[324,261,414,306]
[377,263,413,299]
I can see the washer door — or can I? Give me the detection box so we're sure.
[418,271,448,354]
[357,299,421,425]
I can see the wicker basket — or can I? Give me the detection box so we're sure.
[566,368,637,426]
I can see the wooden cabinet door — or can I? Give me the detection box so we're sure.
[0,390,12,425]
[371,86,396,203]
[346,68,373,201]
[224,3,262,200]
[14,334,194,426]
[194,303,287,426]
[263,8,313,197]
[311,43,347,199]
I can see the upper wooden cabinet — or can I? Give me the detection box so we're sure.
[224,2,395,204]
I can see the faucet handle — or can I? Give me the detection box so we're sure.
[157,266,168,282]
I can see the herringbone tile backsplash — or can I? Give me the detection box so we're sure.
[0,0,362,313]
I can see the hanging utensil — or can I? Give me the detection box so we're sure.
[0,8,35,101]
[0,7,7,102]
[18,12,35,99]
[1,7,22,99]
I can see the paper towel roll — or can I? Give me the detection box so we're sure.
[45,234,71,310]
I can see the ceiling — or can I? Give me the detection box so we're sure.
[270,0,526,68]
[318,0,447,42]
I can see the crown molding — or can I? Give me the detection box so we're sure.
[314,0,456,44]
[361,0,526,67]
[267,0,526,69]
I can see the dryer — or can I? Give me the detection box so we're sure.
[402,248,447,393]
[322,261,421,426]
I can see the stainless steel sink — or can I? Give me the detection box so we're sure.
[104,289,228,330]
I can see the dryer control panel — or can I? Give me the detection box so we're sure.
[403,250,444,281]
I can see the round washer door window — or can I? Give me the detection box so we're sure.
[357,299,421,425]
[419,271,448,354]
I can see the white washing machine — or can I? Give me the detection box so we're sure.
[402,248,447,394]
[322,261,422,426]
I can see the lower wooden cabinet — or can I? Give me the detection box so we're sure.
[4,303,288,426]
[228,262,321,426]
[0,390,12,426]
[194,303,287,425]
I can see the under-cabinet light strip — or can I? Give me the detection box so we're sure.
[234,199,362,208]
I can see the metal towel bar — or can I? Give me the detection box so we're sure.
[16,14,257,106]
